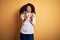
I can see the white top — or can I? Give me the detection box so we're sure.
[20,13,36,34]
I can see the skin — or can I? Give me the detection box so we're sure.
[23,6,33,21]
[26,6,31,13]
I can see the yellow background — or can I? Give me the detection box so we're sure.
[0,0,60,40]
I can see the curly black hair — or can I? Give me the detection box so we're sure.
[20,3,36,14]
[20,4,26,14]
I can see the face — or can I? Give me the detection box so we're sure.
[26,6,31,13]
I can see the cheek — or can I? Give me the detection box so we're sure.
[28,7,31,10]
[28,8,31,11]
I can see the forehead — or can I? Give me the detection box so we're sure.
[27,5,31,7]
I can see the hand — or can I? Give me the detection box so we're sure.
[30,14,33,21]
[24,12,27,20]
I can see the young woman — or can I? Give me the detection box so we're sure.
[20,3,36,40]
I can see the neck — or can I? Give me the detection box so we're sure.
[26,11,31,13]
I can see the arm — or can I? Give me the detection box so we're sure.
[21,12,27,22]
[21,14,24,21]
[30,14,36,26]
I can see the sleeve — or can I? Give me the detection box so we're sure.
[21,14,24,20]
[31,14,36,26]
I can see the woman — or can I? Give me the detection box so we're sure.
[20,3,36,40]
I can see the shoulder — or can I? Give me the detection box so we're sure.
[32,13,36,17]
[21,11,26,15]
[20,13,24,17]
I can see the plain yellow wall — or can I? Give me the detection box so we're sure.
[0,0,60,40]
[59,1,60,39]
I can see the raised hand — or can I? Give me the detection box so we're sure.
[30,14,33,21]
[23,11,27,20]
